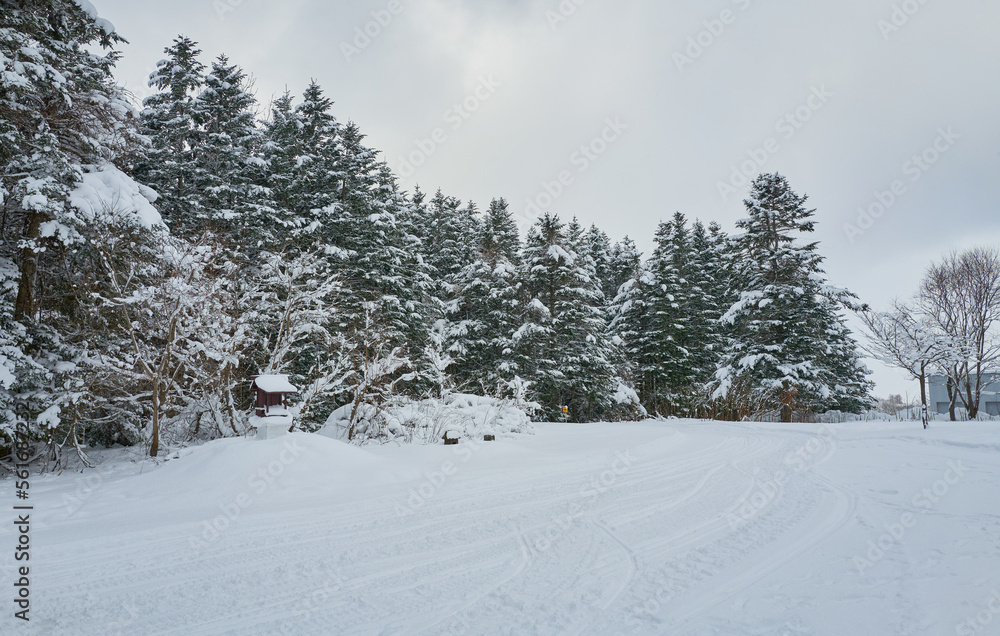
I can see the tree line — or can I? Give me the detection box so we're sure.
[1,2,872,463]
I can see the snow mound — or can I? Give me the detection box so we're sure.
[320,393,536,445]
[69,164,162,229]
[69,433,398,528]
[145,433,391,497]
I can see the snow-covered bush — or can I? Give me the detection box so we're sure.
[319,393,536,445]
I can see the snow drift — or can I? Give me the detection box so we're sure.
[319,393,536,444]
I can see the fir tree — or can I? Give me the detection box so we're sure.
[584,225,615,302]
[713,173,872,421]
[608,237,642,302]
[136,35,207,236]
[649,213,696,413]
[685,220,729,410]
[0,0,155,453]
[516,213,618,421]
[195,54,262,242]
[448,198,522,392]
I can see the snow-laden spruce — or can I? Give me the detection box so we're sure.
[712,173,873,421]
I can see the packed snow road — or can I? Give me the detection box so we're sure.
[4,420,999,635]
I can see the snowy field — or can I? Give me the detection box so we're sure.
[4,420,1000,635]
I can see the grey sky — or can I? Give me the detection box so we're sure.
[93,0,1000,398]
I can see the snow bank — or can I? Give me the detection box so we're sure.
[319,393,536,445]
[62,433,399,528]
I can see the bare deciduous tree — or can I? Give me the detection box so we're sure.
[859,301,950,429]
[919,247,1000,420]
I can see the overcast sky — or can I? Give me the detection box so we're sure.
[91,0,1000,398]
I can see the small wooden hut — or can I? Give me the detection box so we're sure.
[250,374,298,418]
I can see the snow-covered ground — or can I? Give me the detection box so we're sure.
[3,420,1000,635]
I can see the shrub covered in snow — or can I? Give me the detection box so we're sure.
[319,393,537,445]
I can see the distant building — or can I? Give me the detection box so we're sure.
[928,374,1000,415]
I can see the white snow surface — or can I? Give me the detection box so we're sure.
[68,164,163,229]
[251,374,298,394]
[4,420,1000,634]
[72,0,116,34]
[321,393,535,444]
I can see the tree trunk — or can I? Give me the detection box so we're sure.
[779,384,794,423]
[947,376,957,421]
[967,374,979,419]
[14,213,43,321]
[918,368,929,430]
[150,380,160,457]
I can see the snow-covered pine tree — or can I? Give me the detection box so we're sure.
[609,237,642,302]
[196,54,263,244]
[136,35,207,237]
[447,198,522,392]
[639,212,697,415]
[419,189,480,294]
[515,213,619,421]
[293,81,342,243]
[607,238,648,405]
[816,299,876,415]
[0,0,162,457]
[685,219,729,413]
[713,173,872,422]
[584,224,616,303]
[318,124,431,414]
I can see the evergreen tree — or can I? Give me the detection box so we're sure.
[516,213,618,421]
[0,0,156,454]
[584,225,615,302]
[321,125,431,411]
[609,241,649,401]
[713,173,872,421]
[448,198,522,392]
[136,35,206,236]
[685,220,729,410]
[196,54,262,242]
[636,213,696,414]
[256,91,299,249]
[420,189,480,292]
[608,237,642,301]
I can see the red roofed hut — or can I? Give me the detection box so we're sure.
[250,374,298,418]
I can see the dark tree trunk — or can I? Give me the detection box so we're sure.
[14,213,42,321]
[967,373,980,419]
[150,380,160,457]
[918,368,928,430]
[947,376,957,421]
[779,384,795,423]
